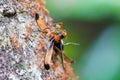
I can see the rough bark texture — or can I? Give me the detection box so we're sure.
[0,0,76,80]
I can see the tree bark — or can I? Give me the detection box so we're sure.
[0,0,76,80]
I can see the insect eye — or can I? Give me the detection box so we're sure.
[60,34,64,39]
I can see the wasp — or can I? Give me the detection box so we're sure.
[44,34,65,70]
[44,25,72,70]
[35,13,72,70]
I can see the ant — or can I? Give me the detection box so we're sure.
[24,23,33,39]
[10,35,21,49]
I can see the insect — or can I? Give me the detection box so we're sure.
[25,0,30,8]
[24,23,33,39]
[44,26,72,70]
[30,8,37,17]
[35,0,45,6]
[18,0,22,3]
[10,35,21,49]
[19,6,24,13]
[35,13,72,70]
[42,7,49,15]
[26,23,33,32]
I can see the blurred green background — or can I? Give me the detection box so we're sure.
[45,0,120,80]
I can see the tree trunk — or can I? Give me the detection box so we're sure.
[0,0,76,80]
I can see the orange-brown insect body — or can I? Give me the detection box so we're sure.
[24,33,29,39]
[25,0,30,7]
[10,35,21,49]
[26,23,32,32]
